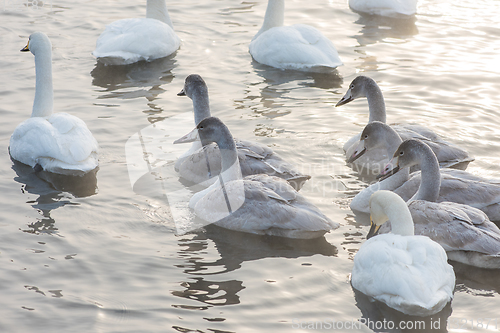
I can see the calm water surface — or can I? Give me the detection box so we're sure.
[1,0,500,332]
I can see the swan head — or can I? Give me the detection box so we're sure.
[336,76,375,107]
[376,139,425,180]
[348,121,392,163]
[368,190,414,238]
[21,32,52,56]
[177,74,208,99]
[174,117,234,150]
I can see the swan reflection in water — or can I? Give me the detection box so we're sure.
[90,55,177,101]
[235,61,343,118]
[172,225,338,309]
[352,287,451,333]
[11,160,98,234]
[353,12,418,47]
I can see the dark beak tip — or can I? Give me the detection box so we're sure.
[347,148,366,164]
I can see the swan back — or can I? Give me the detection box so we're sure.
[93,0,180,65]
[349,0,418,16]
[249,0,342,71]
[352,190,455,316]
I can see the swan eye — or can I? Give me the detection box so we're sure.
[399,151,404,156]
[363,134,368,139]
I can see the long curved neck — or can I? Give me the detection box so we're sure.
[146,0,174,27]
[192,87,211,125]
[32,46,53,118]
[216,129,242,183]
[365,81,386,123]
[375,125,408,188]
[380,167,410,189]
[253,0,284,40]
[386,201,414,236]
[414,145,441,202]
[388,209,414,236]
[382,126,402,156]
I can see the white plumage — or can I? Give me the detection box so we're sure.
[249,0,342,72]
[373,139,500,269]
[349,0,418,17]
[351,191,455,316]
[10,32,98,176]
[93,0,180,66]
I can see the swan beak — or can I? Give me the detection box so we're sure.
[177,88,186,96]
[335,89,353,107]
[347,140,366,163]
[21,41,30,52]
[173,128,199,144]
[367,218,381,239]
[376,157,400,181]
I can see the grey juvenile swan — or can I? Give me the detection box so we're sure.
[372,140,500,269]
[336,76,473,174]
[175,74,310,190]
[348,122,484,213]
[174,117,339,239]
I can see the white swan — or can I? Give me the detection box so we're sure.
[366,140,500,269]
[336,76,473,174]
[349,0,418,17]
[174,117,339,239]
[351,190,455,316]
[9,32,98,176]
[175,74,311,190]
[378,139,500,222]
[249,0,342,72]
[93,0,180,66]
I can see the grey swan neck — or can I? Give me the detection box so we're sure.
[413,144,441,202]
[192,87,211,125]
[216,128,241,183]
[365,80,386,124]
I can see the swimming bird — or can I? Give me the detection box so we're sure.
[363,140,500,268]
[348,122,478,213]
[174,117,339,239]
[249,0,342,72]
[351,190,455,316]
[93,0,180,65]
[349,0,418,17]
[175,74,310,190]
[336,76,473,174]
[378,139,500,222]
[9,32,98,176]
